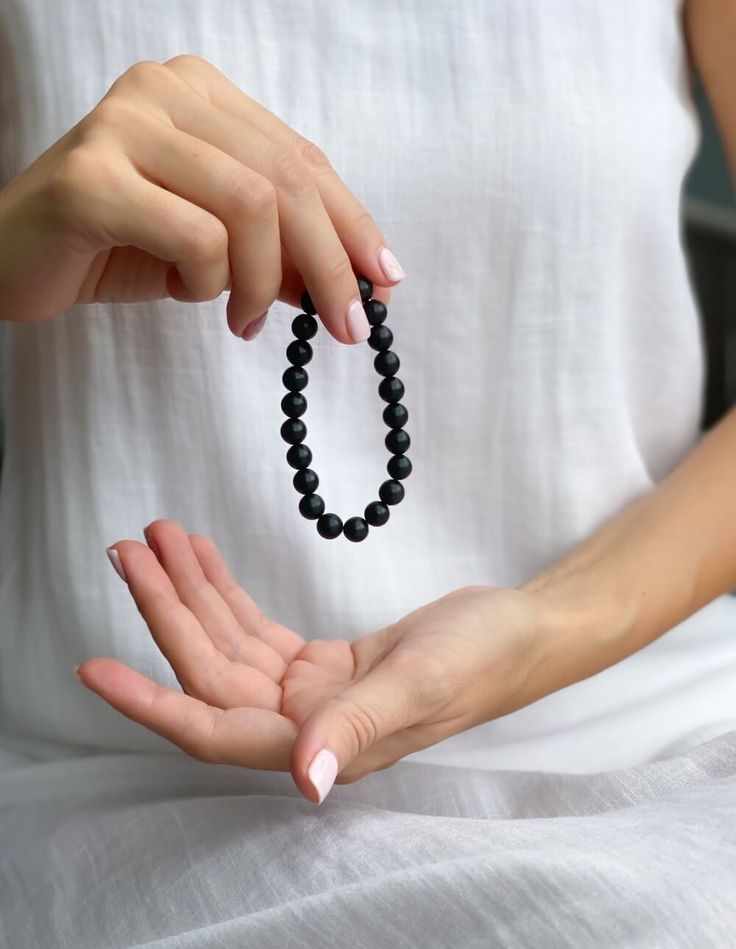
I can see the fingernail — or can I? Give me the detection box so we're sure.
[242,310,269,341]
[72,665,82,682]
[143,525,162,561]
[346,299,371,343]
[307,748,339,805]
[377,246,406,283]
[106,547,127,583]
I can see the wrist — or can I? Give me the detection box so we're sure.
[519,567,643,692]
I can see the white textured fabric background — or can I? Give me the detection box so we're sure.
[1,0,736,945]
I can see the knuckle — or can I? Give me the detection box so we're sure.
[116,59,171,92]
[324,253,355,285]
[182,709,219,763]
[164,53,211,74]
[347,206,376,233]
[180,217,228,264]
[335,697,380,756]
[294,136,332,173]
[273,152,314,196]
[229,173,277,217]
[84,97,138,138]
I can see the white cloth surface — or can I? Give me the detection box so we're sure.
[1,0,736,945]
[2,735,736,948]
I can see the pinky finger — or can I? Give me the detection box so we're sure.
[77,657,296,770]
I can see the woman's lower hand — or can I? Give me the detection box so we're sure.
[0,54,403,340]
[77,519,555,804]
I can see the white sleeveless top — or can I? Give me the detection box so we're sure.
[2,0,736,773]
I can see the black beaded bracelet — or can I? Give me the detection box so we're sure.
[280,275,411,542]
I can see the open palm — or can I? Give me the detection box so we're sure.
[77,520,384,783]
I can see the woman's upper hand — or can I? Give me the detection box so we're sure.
[0,55,404,340]
[76,520,557,805]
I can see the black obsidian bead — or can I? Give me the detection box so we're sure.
[300,289,317,315]
[286,443,312,469]
[387,454,412,480]
[281,418,307,445]
[373,349,401,376]
[357,276,373,303]
[385,428,410,454]
[368,325,393,352]
[343,516,369,542]
[299,493,325,519]
[383,403,408,429]
[374,350,400,377]
[317,512,343,539]
[378,376,404,403]
[286,339,313,367]
[283,366,308,392]
[281,392,307,418]
[364,500,390,526]
[364,300,387,326]
[379,479,404,506]
[293,468,319,494]
[292,313,318,340]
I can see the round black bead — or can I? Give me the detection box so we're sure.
[357,276,373,303]
[281,391,307,418]
[286,443,312,469]
[343,516,369,542]
[385,428,410,454]
[283,366,309,392]
[300,289,317,315]
[286,339,313,367]
[383,402,408,429]
[293,468,319,494]
[378,376,404,403]
[292,313,318,340]
[317,513,343,539]
[299,493,325,519]
[374,350,400,377]
[368,325,393,352]
[364,300,387,326]
[281,418,307,445]
[387,454,412,480]
[364,501,390,527]
[379,479,405,506]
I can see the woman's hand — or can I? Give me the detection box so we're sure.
[0,55,404,340]
[77,520,560,804]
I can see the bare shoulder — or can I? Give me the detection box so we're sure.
[684,0,736,176]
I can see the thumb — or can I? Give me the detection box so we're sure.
[291,654,419,805]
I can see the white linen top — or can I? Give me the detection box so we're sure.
[2,0,736,773]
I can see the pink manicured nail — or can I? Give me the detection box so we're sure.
[242,310,269,341]
[377,246,406,283]
[346,299,371,343]
[106,547,127,583]
[307,748,339,805]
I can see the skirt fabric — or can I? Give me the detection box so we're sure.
[2,730,735,948]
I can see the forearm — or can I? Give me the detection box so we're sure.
[520,405,736,691]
